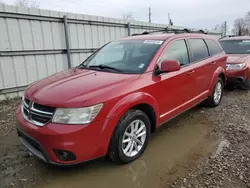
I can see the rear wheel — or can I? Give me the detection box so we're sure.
[206,77,224,107]
[108,109,150,164]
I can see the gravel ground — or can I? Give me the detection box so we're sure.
[0,89,249,188]
[169,90,250,188]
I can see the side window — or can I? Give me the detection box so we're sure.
[188,39,209,62]
[161,40,190,66]
[205,39,223,56]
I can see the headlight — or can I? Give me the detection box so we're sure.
[227,63,246,70]
[52,103,103,124]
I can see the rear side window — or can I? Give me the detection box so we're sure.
[188,39,209,62]
[161,40,190,66]
[205,39,223,56]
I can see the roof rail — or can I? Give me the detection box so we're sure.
[131,27,207,36]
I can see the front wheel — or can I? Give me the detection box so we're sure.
[241,79,250,90]
[206,77,224,107]
[108,109,150,164]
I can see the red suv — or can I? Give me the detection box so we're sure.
[219,36,250,89]
[16,33,227,165]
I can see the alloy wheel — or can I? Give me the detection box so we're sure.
[214,81,222,104]
[122,120,147,157]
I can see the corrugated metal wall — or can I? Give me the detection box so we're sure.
[0,4,221,100]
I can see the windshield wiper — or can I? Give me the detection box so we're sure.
[89,64,122,72]
[78,64,87,68]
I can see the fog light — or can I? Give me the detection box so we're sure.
[53,149,76,161]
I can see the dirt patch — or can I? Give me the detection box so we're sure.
[170,90,250,188]
[0,90,249,188]
[0,99,39,187]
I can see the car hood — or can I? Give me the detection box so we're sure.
[25,68,139,107]
[227,54,250,64]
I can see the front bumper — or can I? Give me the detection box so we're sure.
[17,128,57,164]
[226,67,249,87]
[16,106,117,165]
[227,76,246,87]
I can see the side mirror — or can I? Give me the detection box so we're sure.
[159,59,181,73]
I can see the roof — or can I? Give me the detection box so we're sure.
[220,36,250,41]
[120,33,215,41]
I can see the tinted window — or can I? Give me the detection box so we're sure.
[205,39,223,56]
[188,39,209,62]
[219,40,250,54]
[161,40,189,66]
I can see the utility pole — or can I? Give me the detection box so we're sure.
[222,21,227,37]
[149,7,151,23]
[168,13,173,26]
[224,21,227,36]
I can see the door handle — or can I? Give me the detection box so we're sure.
[187,70,195,75]
[211,61,217,64]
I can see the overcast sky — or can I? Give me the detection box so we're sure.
[4,0,250,30]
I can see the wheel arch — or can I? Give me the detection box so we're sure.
[131,103,157,133]
[218,72,226,85]
[208,67,226,95]
[107,92,159,134]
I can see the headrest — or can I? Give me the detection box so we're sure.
[140,44,155,54]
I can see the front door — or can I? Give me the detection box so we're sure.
[151,39,196,124]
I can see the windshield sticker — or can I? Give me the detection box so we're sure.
[144,40,163,45]
[242,40,250,43]
[138,63,145,68]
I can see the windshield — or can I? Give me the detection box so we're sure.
[79,40,163,74]
[219,40,250,54]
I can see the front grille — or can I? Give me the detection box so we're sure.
[24,98,30,105]
[33,103,55,113]
[21,98,55,126]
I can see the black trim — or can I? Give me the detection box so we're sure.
[184,38,192,67]
[53,149,76,161]
[20,137,47,162]
[132,27,210,36]
[203,38,210,56]
[16,128,103,166]
[17,128,50,162]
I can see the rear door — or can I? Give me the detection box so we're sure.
[204,39,225,74]
[187,38,211,96]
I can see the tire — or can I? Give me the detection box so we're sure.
[206,77,224,107]
[108,109,151,164]
[241,79,250,90]
[226,85,236,91]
